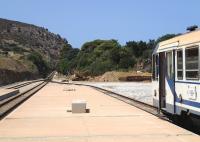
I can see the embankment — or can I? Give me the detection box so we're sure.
[0,69,38,86]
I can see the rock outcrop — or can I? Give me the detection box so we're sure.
[0,18,70,85]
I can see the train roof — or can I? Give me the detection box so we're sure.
[154,29,200,54]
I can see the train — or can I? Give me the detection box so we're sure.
[152,26,200,129]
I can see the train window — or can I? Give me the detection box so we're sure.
[155,55,159,80]
[185,47,199,80]
[166,52,174,80]
[152,55,156,80]
[152,54,159,80]
[177,50,183,80]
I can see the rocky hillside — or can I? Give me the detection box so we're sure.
[0,18,70,85]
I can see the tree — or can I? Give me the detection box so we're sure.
[125,41,147,57]
[57,34,179,76]
[27,52,50,77]
[75,39,122,75]
[58,44,79,74]
[119,48,136,69]
[58,59,69,75]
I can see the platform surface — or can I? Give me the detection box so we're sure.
[0,82,199,142]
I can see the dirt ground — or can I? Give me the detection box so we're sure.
[88,71,152,82]
[56,71,152,82]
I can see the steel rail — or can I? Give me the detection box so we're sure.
[0,71,55,119]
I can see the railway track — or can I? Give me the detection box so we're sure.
[2,71,55,90]
[90,85,164,117]
[0,71,55,119]
[5,79,44,89]
[94,88,158,115]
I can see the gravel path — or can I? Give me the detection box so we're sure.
[78,82,153,105]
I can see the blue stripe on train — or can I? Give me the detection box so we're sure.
[176,98,200,108]
[166,78,200,108]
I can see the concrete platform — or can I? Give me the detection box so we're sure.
[0,88,19,101]
[0,82,199,142]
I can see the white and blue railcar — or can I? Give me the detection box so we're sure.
[152,28,200,124]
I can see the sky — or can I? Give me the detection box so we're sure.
[0,0,200,48]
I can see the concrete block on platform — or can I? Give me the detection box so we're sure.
[72,100,86,113]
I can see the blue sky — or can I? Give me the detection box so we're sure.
[0,0,200,48]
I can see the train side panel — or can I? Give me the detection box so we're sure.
[175,82,200,116]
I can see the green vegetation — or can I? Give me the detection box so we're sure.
[27,52,50,77]
[58,34,177,76]
[58,44,79,74]
[0,18,178,80]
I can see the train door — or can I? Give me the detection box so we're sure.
[159,52,166,110]
[159,51,175,112]
[166,51,176,114]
